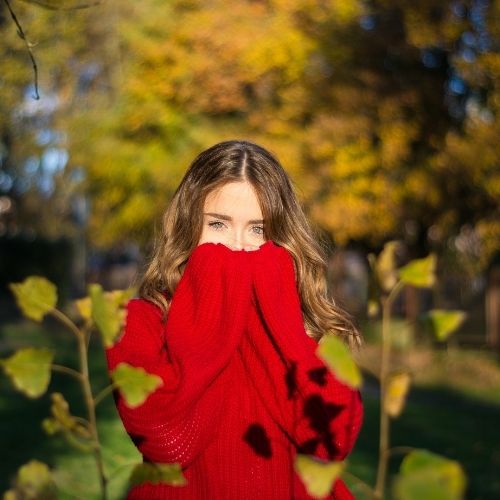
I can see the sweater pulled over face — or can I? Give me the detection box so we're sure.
[105,240,364,499]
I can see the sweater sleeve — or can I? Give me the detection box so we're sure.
[245,240,363,464]
[104,242,253,467]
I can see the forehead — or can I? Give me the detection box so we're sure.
[204,182,262,216]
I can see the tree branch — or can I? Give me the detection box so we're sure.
[4,0,39,99]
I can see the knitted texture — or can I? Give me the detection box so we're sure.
[105,240,363,499]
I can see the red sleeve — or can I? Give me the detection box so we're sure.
[104,242,253,467]
[245,240,363,464]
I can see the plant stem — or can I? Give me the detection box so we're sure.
[51,364,83,381]
[76,330,108,499]
[342,470,376,498]
[50,308,83,339]
[94,382,118,407]
[374,281,404,499]
[50,308,108,499]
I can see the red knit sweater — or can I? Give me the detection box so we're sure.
[105,240,363,499]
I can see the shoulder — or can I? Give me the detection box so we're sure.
[106,298,166,367]
[126,297,162,319]
[113,298,165,348]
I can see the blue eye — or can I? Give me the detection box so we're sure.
[208,221,225,231]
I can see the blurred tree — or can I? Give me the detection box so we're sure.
[1,0,498,267]
[0,0,97,240]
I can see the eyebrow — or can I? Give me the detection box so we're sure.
[204,212,264,224]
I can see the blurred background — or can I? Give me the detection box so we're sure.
[0,0,499,498]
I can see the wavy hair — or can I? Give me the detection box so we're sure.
[138,139,362,349]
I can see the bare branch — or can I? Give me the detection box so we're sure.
[19,0,103,11]
[4,0,40,99]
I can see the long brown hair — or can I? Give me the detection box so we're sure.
[138,139,362,348]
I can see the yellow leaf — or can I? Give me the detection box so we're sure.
[130,462,187,487]
[0,347,54,398]
[75,296,92,320]
[294,454,345,498]
[376,241,401,292]
[398,254,437,288]
[8,276,57,322]
[317,336,363,389]
[111,362,164,408]
[384,371,411,418]
[427,310,466,341]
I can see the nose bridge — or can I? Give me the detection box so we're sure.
[230,222,251,250]
[232,225,245,249]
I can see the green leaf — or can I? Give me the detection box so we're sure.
[384,371,411,418]
[0,347,54,398]
[294,454,344,498]
[8,276,57,321]
[426,310,466,341]
[376,241,401,292]
[393,449,467,500]
[108,287,137,307]
[111,362,164,408]
[129,462,187,487]
[316,335,363,389]
[398,254,437,288]
[89,284,131,347]
[3,459,57,500]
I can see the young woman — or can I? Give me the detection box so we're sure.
[105,140,364,499]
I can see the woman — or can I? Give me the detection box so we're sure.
[105,140,364,499]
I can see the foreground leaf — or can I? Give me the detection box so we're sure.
[384,371,411,418]
[398,254,437,288]
[3,459,57,500]
[89,284,129,347]
[294,454,345,498]
[75,296,92,320]
[0,347,54,398]
[8,276,57,321]
[393,449,467,500]
[111,362,163,408]
[130,462,187,487]
[426,310,466,341]
[317,335,363,389]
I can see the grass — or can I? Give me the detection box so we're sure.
[1,317,500,499]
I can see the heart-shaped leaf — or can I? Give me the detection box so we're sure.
[111,362,163,408]
[317,335,363,389]
[9,276,57,321]
[294,454,344,498]
[0,347,54,398]
[398,254,437,288]
[89,284,129,347]
[393,449,467,500]
[129,462,187,487]
[426,310,466,341]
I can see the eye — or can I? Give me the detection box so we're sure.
[252,225,265,236]
[208,221,225,231]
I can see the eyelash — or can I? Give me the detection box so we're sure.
[208,221,264,235]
